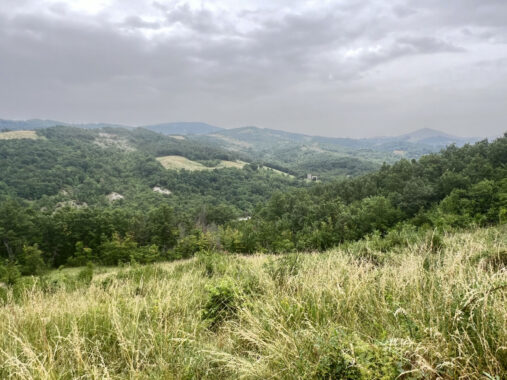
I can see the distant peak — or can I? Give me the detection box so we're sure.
[402,128,453,138]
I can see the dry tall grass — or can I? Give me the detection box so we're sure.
[0,227,505,379]
[0,130,38,140]
[156,155,245,171]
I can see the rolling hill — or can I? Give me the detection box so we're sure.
[0,119,222,136]
[396,127,479,146]
[1,118,483,181]
[0,126,301,215]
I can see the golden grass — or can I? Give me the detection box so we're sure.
[0,130,38,140]
[156,155,246,171]
[0,226,505,378]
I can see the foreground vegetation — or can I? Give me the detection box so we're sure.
[0,226,505,379]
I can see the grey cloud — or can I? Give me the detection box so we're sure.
[0,0,505,137]
[121,15,161,29]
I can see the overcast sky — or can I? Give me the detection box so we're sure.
[0,0,506,138]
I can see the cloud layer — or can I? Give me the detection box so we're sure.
[0,0,506,137]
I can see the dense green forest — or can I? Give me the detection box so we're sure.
[0,129,505,275]
[0,126,303,211]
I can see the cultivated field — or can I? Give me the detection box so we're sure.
[0,226,505,379]
[156,155,246,171]
[0,130,38,140]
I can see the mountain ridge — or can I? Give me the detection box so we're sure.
[142,122,223,135]
[0,118,482,145]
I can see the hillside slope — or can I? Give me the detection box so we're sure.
[0,126,300,214]
[0,226,505,378]
[192,126,482,178]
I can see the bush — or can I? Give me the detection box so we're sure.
[219,226,244,253]
[77,262,94,285]
[202,277,243,329]
[3,262,21,285]
[99,234,161,265]
[19,244,47,276]
[175,231,217,259]
[315,330,403,380]
[66,242,94,267]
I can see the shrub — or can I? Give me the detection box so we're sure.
[219,226,244,253]
[3,262,21,285]
[175,231,217,259]
[77,262,94,285]
[19,244,47,276]
[67,241,94,267]
[202,277,243,329]
[99,234,161,265]
[99,233,139,266]
[315,330,403,380]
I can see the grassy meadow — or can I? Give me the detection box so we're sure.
[0,130,39,140]
[156,155,246,171]
[0,226,505,379]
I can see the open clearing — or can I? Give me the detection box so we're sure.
[157,155,246,171]
[0,130,38,140]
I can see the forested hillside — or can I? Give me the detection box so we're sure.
[223,135,507,252]
[0,131,505,272]
[0,126,301,211]
[2,118,480,180]
[191,126,480,179]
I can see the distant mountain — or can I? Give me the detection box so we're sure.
[0,118,130,130]
[192,126,400,178]
[200,126,480,152]
[395,128,479,147]
[142,122,223,135]
[0,119,64,130]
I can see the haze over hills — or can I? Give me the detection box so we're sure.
[0,119,222,136]
[393,128,479,147]
[0,118,480,145]
[0,118,130,130]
